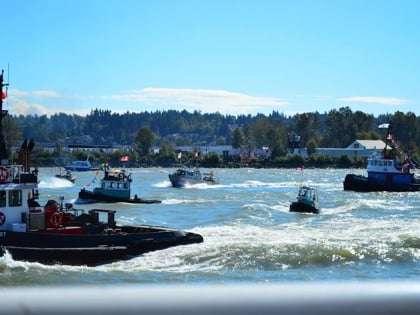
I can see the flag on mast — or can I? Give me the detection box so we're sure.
[378,123,390,129]
[119,155,130,162]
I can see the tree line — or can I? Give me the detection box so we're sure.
[4,107,419,168]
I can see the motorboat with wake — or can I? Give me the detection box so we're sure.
[0,70,202,266]
[289,186,319,214]
[169,167,218,187]
[343,123,420,192]
[55,169,76,183]
[77,168,161,204]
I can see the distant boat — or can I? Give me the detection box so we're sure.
[289,186,319,214]
[343,123,420,192]
[55,169,76,183]
[64,158,99,172]
[168,167,219,188]
[77,168,161,204]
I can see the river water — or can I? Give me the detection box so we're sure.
[0,167,419,286]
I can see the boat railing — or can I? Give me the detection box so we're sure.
[89,209,116,228]
[0,164,38,184]
[63,203,85,216]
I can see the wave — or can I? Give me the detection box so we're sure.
[105,222,420,272]
[1,221,418,282]
[39,177,74,188]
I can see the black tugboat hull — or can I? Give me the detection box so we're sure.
[343,174,420,192]
[289,202,319,214]
[0,229,203,266]
[77,189,161,204]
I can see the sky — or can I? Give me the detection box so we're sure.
[1,0,419,117]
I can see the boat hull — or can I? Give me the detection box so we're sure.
[0,228,203,266]
[343,174,420,192]
[77,189,161,204]
[168,174,217,188]
[55,175,76,183]
[289,202,319,214]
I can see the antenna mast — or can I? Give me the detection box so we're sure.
[0,69,9,164]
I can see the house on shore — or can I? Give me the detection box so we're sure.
[315,140,386,158]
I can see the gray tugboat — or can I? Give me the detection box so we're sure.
[169,167,218,187]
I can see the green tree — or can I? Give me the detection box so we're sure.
[266,120,286,159]
[292,112,321,148]
[135,127,155,156]
[231,128,243,150]
[321,107,373,147]
[306,138,318,155]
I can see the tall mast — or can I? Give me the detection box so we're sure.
[0,69,9,164]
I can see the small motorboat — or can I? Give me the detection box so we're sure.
[77,168,161,204]
[289,186,319,214]
[55,169,76,183]
[169,167,218,188]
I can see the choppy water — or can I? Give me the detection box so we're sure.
[0,167,419,286]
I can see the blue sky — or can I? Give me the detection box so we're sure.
[1,0,419,117]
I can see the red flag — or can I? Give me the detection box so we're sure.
[1,91,6,100]
[119,155,130,162]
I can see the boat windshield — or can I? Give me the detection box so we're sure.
[298,187,316,201]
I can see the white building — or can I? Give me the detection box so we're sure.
[315,140,386,158]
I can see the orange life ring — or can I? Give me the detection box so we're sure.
[49,212,62,228]
[0,166,10,183]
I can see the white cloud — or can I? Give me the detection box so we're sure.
[6,87,288,116]
[10,89,61,98]
[8,98,52,116]
[339,96,409,106]
[107,88,288,115]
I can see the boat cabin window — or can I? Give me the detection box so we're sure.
[371,159,393,167]
[0,191,6,207]
[9,190,22,207]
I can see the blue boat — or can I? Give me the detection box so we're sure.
[344,124,420,192]
[64,158,99,171]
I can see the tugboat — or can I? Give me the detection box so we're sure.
[343,123,420,192]
[0,70,203,266]
[289,186,319,214]
[77,168,161,204]
[55,169,76,183]
[169,167,218,188]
